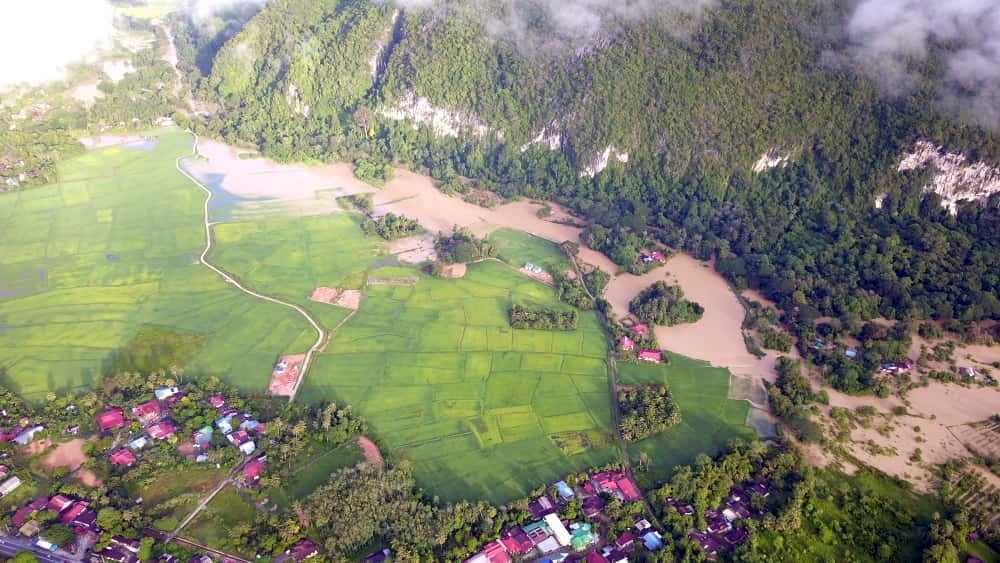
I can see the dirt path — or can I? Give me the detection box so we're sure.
[358,436,383,465]
[169,477,231,541]
[175,132,327,402]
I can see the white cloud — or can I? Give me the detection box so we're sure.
[0,0,116,90]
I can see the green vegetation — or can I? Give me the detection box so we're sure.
[300,261,616,502]
[104,326,207,376]
[629,281,704,326]
[766,357,823,443]
[361,212,420,240]
[618,385,681,443]
[196,0,1000,399]
[433,228,496,264]
[617,357,753,483]
[0,132,316,400]
[354,157,394,186]
[271,440,363,506]
[487,228,571,274]
[185,487,258,557]
[509,304,578,330]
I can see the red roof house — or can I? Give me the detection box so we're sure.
[227,429,250,446]
[629,324,649,336]
[650,251,666,262]
[585,553,609,563]
[97,408,128,432]
[582,495,606,519]
[59,501,88,524]
[617,477,642,502]
[13,496,48,526]
[109,449,137,467]
[147,421,177,440]
[132,400,162,425]
[638,350,662,363]
[209,395,226,409]
[619,336,635,351]
[243,459,265,484]
[592,471,642,502]
[615,531,634,550]
[466,541,510,563]
[47,494,75,512]
[501,528,533,554]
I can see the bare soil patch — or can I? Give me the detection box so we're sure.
[23,438,53,456]
[520,265,553,285]
[358,436,383,465]
[308,287,362,310]
[442,263,467,278]
[42,439,103,488]
[388,234,437,263]
[268,354,306,396]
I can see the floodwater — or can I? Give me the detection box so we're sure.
[183,135,791,383]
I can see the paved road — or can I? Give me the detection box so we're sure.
[174,132,326,402]
[0,534,72,563]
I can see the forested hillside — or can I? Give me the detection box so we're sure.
[188,0,1000,335]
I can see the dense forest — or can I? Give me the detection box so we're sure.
[165,0,1000,397]
[630,282,705,327]
[618,385,681,443]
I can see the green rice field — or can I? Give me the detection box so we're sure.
[292,260,618,503]
[487,228,573,273]
[617,357,755,484]
[0,131,315,399]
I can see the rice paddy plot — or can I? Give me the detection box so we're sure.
[487,228,572,273]
[617,356,755,484]
[301,260,616,503]
[0,132,315,400]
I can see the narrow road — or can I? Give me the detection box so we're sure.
[168,477,231,541]
[175,132,326,402]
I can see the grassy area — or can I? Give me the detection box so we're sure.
[0,131,315,399]
[296,260,617,503]
[271,440,364,507]
[617,356,754,484]
[488,228,572,274]
[184,486,257,557]
[129,466,228,531]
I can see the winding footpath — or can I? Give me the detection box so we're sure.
[174,132,326,402]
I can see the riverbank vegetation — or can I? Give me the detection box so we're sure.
[361,212,420,240]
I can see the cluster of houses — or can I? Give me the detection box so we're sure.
[465,470,664,563]
[618,324,663,364]
[668,480,771,556]
[97,388,268,475]
[10,492,100,553]
[99,386,187,468]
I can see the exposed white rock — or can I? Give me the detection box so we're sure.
[519,127,563,152]
[753,149,791,173]
[369,10,400,84]
[874,192,887,209]
[581,145,629,178]
[285,83,310,117]
[380,91,491,138]
[898,140,1000,215]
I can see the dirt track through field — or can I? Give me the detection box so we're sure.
[175,132,326,402]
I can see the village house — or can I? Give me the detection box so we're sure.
[243,458,265,485]
[880,360,914,374]
[132,400,162,426]
[209,395,226,409]
[111,536,141,554]
[585,552,609,563]
[147,421,177,440]
[363,549,393,563]
[591,470,642,502]
[554,480,575,500]
[637,350,662,363]
[110,449,137,467]
[14,425,45,446]
[0,475,22,497]
[582,495,606,519]
[128,436,149,450]
[97,408,128,433]
[465,540,511,563]
[153,387,181,402]
[528,495,558,519]
[544,513,572,548]
[500,527,533,555]
[629,324,649,336]
[13,497,47,527]
[47,494,75,513]
[618,336,635,351]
